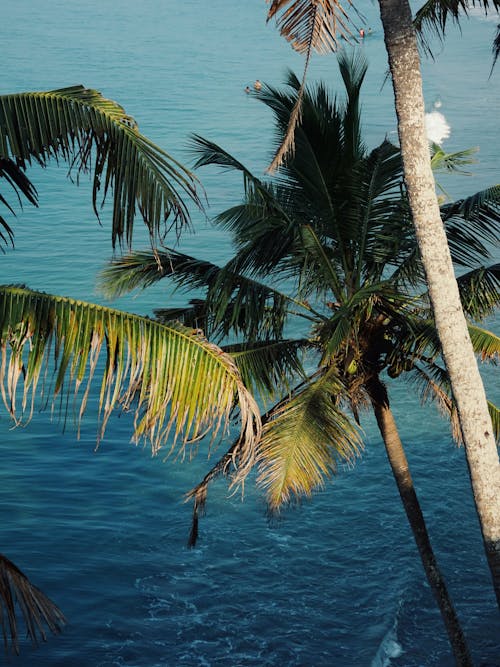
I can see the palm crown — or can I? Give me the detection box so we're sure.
[101,50,500,515]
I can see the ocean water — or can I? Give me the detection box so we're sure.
[1,2,499,665]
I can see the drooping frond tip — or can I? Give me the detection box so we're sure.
[0,158,38,251]
[491,23,500,76]
[413,0,500,58]
[0,285,261,465]
[185,444,239,548]
[0,554,66,655]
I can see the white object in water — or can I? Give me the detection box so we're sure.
[424,110,451,145]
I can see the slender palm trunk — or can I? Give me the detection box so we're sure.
[367,378,472,665]
[378,0,500,610]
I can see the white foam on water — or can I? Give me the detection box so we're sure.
[371,607,404,667]
[425,109,451,145]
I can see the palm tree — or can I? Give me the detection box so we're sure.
[263,0,500,613]
[100,53,500,663]
[0,85,261,654]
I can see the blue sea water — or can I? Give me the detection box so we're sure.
[1,1,499,665]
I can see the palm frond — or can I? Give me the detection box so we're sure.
[414,0,500,56]
[265,6,365,172]
[207,263,292,340]
[223,338,309,402]
[442,185,500,266]
[99,248,297,341]
[260,51,368,210]
[457,264,500,320]
[0,158,38,251]
[406,362,463,444]
[298,224,345,300]
[491,23,500,75]
[405,353,498,444]
[337,47,367,159]
[355,141,411,277]
[257,368,362,511]
[0,286,261,480]
[430,144,477,175]
[0,87,201,247]
[0,553,65,655]
[468,323,500,360]
[184,441,241,547]
[154,299,209,331]
[99,248,219,298]
[267,47,311,174]
[430,144,478,201]
[189,135,265,193]
[189,136,299,254]
[487,401,500,441]
[267,0,360,53]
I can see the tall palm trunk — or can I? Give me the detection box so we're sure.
[368,377,472,666]
[378,0,500,609]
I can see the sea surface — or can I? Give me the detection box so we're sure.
[1,2,499,665]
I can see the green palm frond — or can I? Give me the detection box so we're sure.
[220,211,300,282]
[407,363,462,443]
[487,401,500,441]
[298,224,345,300]
[223,338,309,402]
[258,52,367,200]
[355,141,410,275]
[207,263,291,340]
[442,186,500,267]
[0,158,38,250]
[257,368,362,511]
[430,144,477,175]
[430,144,478,201]
[0,87,201,247]
[406,352,499,444]
[337,47,367,159]
[0,553,66,656]
[457,264,500,320]
[414,0,500,56]
[389,317,500,367]
[99,248,220,298]
[190,135,270,201]
[0,286,261,478]
[468,323,500,360]
[189,137,301,271]
[258,74,344,205]
[154,299,208,330]
[99,248,297,341]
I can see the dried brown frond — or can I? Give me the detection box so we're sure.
[267,0,359,54]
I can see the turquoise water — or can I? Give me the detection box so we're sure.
[1,2,499,665]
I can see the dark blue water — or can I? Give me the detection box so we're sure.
[1,2,499,665]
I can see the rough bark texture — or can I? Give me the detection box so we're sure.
[369,380,472,666]
[378,0,500,611]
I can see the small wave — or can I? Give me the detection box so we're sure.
[371,604,404,667]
